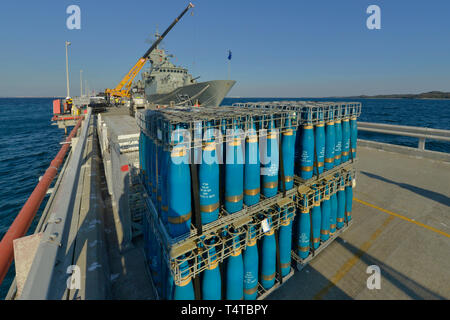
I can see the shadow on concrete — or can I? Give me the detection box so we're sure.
[361,171,450,207]
[267,264,352,300]
[268,235,445,300]
[335,237,446,300]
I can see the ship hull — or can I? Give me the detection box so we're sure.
[145,80,235,106]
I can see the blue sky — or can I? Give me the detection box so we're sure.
[0,0,449,97]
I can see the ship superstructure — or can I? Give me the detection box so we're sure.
[140,33,235,106]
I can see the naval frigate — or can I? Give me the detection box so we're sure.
[137,33,235,106]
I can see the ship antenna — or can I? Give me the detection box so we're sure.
[155,25,160,49]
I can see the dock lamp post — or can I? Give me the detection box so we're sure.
[65,41,71,98]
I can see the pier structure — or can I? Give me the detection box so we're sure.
[1,106,449,300]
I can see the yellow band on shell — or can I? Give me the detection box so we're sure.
[168,211,192,224]
[226,194,243,203]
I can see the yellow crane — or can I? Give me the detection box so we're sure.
[105,2,194,99]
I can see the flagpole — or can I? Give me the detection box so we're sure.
[227,50,231,80]
[65,41,71,98]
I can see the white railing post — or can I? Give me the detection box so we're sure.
[418,137,426,150]
[358,122,450,151]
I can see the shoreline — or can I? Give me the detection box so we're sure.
[1,96,449,100]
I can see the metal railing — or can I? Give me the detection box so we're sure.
[18,108,92,299]
[358,122,450,151]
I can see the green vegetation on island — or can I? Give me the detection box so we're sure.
[351,91,450,99]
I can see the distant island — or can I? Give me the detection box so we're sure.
[349,91,450,99]
[2,91,450,100]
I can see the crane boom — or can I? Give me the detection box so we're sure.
[105,2,194,98]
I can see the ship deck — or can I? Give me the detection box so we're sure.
[7,107,450,300]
